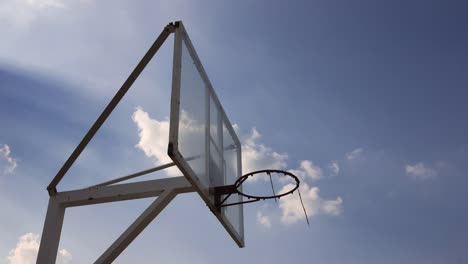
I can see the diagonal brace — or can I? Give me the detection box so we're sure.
[94,189,178,264]
[37,177,195,264]
[47,21,179,196]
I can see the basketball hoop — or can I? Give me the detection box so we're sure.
[213,169,309,225]
[214,169,299,207]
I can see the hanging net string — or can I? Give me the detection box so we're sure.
[267,171,278,203]
[297,187,310,226]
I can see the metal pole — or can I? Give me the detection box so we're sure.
[88,155,199,188]
[89,162,178,188]
[36,198,66,264]
[94,190,178,263]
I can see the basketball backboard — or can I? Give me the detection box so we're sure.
[168,22,244,247]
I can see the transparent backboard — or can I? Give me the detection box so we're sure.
[168,22,244,247]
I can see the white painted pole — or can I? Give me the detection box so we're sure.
[57,176,192,207]
[36,198,65,264]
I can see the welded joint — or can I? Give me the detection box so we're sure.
[166,21,180,33]
[213,185,237,210]
[47,186,57,196]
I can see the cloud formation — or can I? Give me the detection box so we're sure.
[328,160,339,176]
[0,0,65,28]
[345,148,363,160]
[256,211,272,229]
[405,162,437,180]
[289,160,322,181]
[132,109,292,178]
[8,233,72,264]
[132,108,343,225]
[132,108,210,177]
[132,108,179,175]
[279,182,343,224]
[0,144,17,176]
[242,128,288,174]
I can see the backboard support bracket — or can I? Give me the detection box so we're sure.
[39,19,246,263]
[37,177,195,263]
[46,21,179,196]
[214,184,262,209]
[213,184,237,210]
[37,21,194,263]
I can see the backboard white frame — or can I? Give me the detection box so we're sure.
[168,22,244,247]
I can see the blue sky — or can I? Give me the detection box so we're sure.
[1,0,468,263]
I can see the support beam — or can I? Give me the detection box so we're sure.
[47,21,179,196]
[90,155,200,188]
[56,176,193,207]
[95,190,177,264]
[36,177,194,263]
[36,198,65,264]
[89,162,177,188]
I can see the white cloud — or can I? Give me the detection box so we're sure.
[131,111,317,184]
[0,0,152,100]
[131,111,344,225]
[345,148,363,160]
[132,108,181,176]
[405,162,437,180]
[23,0,65,9]
[242,128,288,174]
[0,0,66,28]
[435,161,448,168]
[8,233,72,264]
[279,182,342,224]
[0,144,17,176]
[288,160,322,181]
[256,211,272,229]
[132,110,289,179]
[132,108,209,177]
[328,160,339,176]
